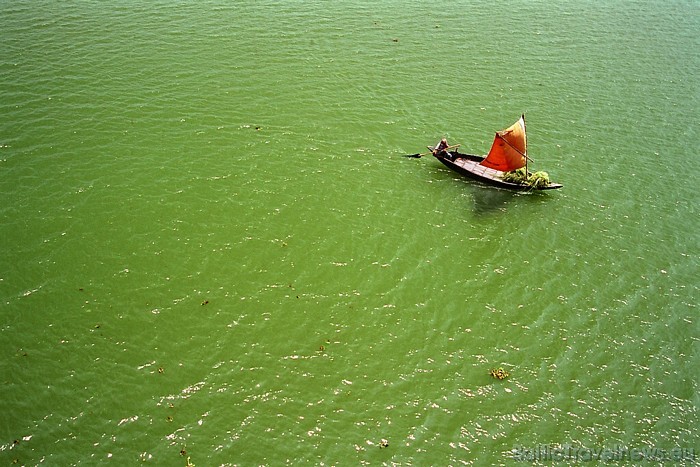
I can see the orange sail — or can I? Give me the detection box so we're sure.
[479,115,527,172]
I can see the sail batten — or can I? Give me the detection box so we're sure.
[479,115,527,172]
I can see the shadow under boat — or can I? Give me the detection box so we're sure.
[433,164,557,216]
[468,182,518,215]
[439,169,519,215]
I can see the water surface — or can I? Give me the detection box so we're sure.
[1,1,698,465]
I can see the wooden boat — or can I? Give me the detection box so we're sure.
[429,115,562,191]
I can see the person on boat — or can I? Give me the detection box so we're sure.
[432,138,449,156]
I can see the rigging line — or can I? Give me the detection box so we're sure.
[496,132,534,162]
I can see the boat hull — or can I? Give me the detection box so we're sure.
[434,151,563,191]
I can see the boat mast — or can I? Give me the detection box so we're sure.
[523,114,528,174]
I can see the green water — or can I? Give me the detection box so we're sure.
[1,1,698,465]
